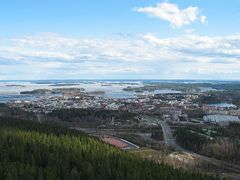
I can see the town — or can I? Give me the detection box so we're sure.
[2,83,240,178]
[8,87,240,126]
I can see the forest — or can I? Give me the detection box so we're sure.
[174,124,240,165]
[194,90,240,106]
[0,117,216,180]
[47,108,136,127]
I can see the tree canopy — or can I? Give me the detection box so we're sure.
[0,117,216,180]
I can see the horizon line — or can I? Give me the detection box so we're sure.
[0,79,239,82]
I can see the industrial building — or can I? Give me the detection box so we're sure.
[203,114,240,125]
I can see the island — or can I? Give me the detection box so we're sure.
[20,89,51,95]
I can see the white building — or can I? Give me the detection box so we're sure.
[203,114,240,125]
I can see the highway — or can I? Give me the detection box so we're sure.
[74,118,240,174]
[158,120,184,150]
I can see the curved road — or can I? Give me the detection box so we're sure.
[157,119,240,174]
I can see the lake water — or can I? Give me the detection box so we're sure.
[0,80,184,102]
[0,81,139,102]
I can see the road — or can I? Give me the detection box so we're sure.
[158,120,184,150]
[158,119,240,174]
[73,118,240,174]
[73,127,140,150]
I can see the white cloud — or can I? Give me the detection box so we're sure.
[0,33,239,79]
[134,2,206,28]
[200,16,207,24]
[142,33,240,60]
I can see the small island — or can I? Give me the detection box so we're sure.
[52,88,85,94]
[87,91,106,95]
[6,84,26,87]
[20,89,51,95]
[50,83,80,87]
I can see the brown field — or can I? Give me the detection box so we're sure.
[102,136,128,148]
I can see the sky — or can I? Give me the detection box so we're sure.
[0,0,240,80]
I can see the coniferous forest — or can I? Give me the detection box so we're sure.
[174,125,240,165]
[0,117,216,180]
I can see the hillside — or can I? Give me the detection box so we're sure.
[0,117,215,180]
